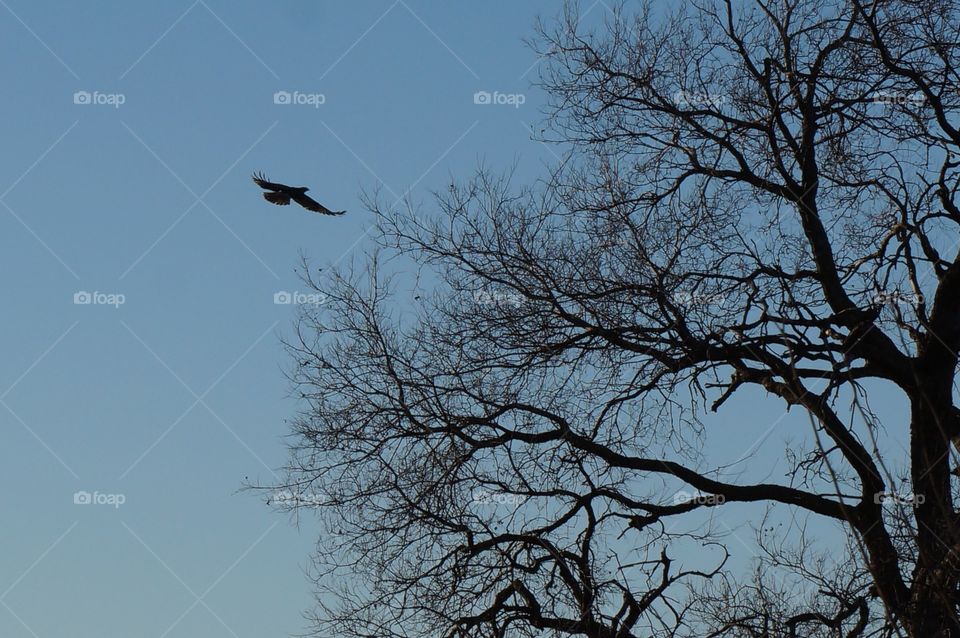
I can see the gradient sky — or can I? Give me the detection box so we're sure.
[0,2,914,637]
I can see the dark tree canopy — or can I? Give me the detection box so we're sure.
[277,0,960,635]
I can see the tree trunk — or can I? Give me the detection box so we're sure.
[910,375,960,637]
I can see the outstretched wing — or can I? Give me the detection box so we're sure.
[263,192,291,206]
[252,172,289,192]
[291,192,346,216]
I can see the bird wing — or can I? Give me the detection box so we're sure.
[263,192,291,206]
[252,172,289,191]
[291,191,346,216]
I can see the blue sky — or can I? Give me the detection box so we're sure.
[0,2,574,636]
[0,2,914,637]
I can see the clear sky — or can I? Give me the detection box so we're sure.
[0,2,913,637]
[0,2,570,636]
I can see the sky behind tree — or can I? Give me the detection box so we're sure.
[0,2,911,636]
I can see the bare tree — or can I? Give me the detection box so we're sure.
[276,0,960,635]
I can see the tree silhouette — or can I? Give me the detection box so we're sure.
[277,0,960,635]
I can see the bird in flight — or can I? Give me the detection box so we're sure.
[252,172,345,215]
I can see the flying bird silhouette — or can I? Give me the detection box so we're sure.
[252,172,345,216]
